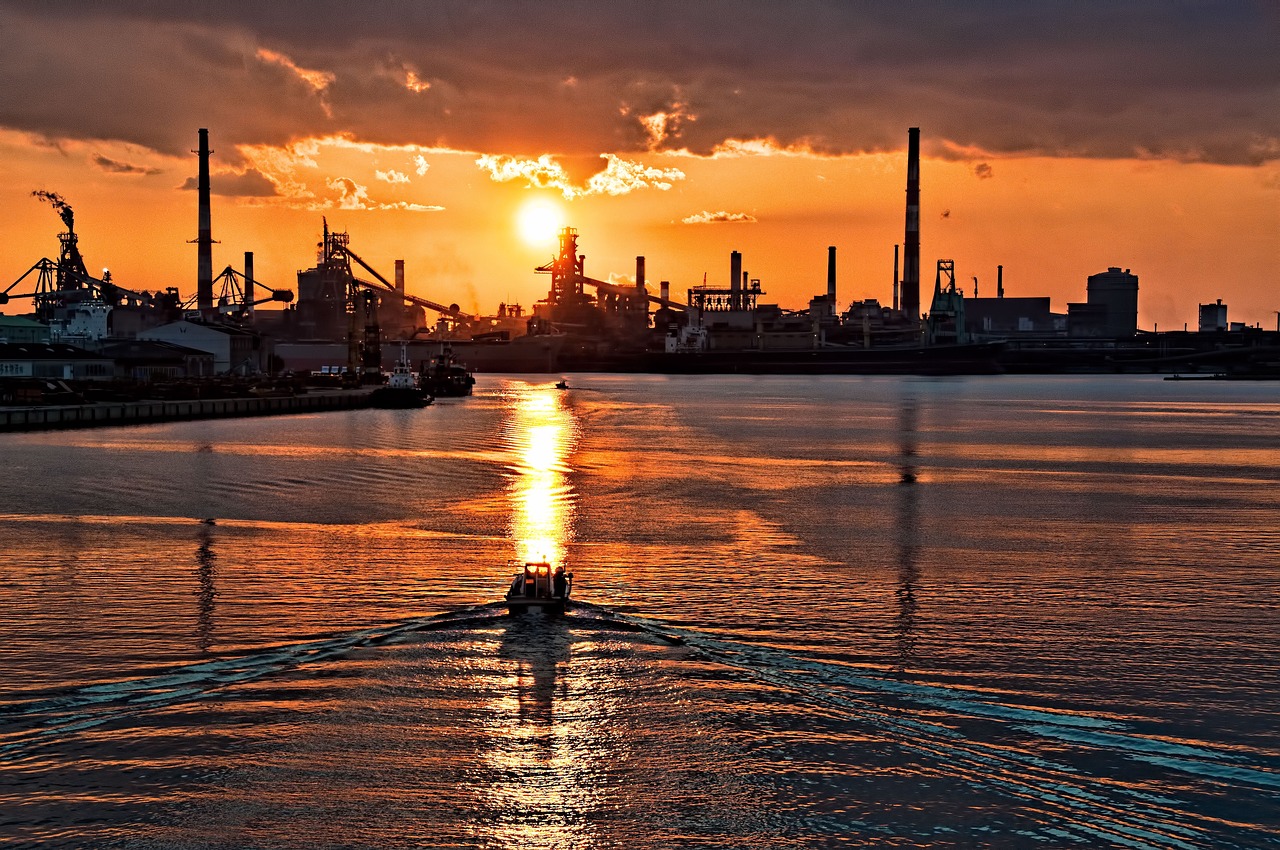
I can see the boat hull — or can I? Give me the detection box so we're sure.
[368,387,432,408]
[505,596,568,616]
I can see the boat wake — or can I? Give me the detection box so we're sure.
[4,602,1275,849]
[0,606,507,764]
[585,603,1280,850]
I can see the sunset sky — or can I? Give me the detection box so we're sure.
[1,1,1277,331]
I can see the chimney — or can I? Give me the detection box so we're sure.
[730,250,742,310]
[243,251,254,316]
[997,264,1004,298]
[636,256,646,292]
[902,127,921,322]
[893,244,900,312]
[660,280,670,303]
[394,259,405,295]
[196,128,213,312]
[826,246,836,302]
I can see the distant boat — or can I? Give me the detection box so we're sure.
[504,561,572,616]
[370,344,433,408]
[554,379,568,389]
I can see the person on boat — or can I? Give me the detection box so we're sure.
[552,565,567,598]
[508,572,524,597]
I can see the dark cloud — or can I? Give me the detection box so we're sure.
[179,169,279,197]
[2,2,1277,165]
[974,162,994,179]
[91,154,162,175]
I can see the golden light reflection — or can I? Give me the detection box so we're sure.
[507,386,577,568]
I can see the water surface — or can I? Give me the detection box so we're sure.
[1,375,1277,848]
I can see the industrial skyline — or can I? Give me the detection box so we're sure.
[1,1,1277,330]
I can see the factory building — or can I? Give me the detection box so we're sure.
[98,340,216,381]
[0,315,52,345]
[0,343,112,380]
[1069,267,1139,338]
[964,297,1058,337]
[140,320,266,375]
[1199,300,1229,332]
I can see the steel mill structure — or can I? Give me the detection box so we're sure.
[4,126,1275,387]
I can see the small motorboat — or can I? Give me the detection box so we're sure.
[554,380,568,390]
[504,560,572,615]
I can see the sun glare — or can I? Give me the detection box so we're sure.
[517,198,563,247]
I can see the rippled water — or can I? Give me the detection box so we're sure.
[1,374,1277,848]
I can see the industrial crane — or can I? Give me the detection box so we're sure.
[211,262,293,321]
[3,191,175,320]
[334,239,475,321]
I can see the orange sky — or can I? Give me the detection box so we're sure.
[1,3,1276,331]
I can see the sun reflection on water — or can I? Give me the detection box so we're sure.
[507,387,577,568]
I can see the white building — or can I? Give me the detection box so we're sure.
[139,321,266,375]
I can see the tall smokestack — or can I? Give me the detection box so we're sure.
[997,264,1004,298]
[196,128,213,312]
[243,251,254,316]
[826,246,836,302]
[660,280,670,303]
[730,250,742,311]
[902,127,921,322]
[636,256,646,292]
[893,244,900,312]
[394,259,405,295]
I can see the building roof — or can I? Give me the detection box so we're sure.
[0,342,109,360]
[145,319,257,338]
[0,314,49,329]
[99,339,213,360]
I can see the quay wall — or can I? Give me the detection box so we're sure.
[0,391,371,433]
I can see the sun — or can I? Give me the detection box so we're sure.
[517,198,564,247]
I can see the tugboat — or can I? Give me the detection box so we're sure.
[420,346,476,397]
[504,560,572,615]
[370,344,433,408]
[554,379,568,390]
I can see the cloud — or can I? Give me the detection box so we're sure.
[974,162,994,179]
[709,138,831,158]
[414,155,429,175]
[376,169,410,183]
[682,210,758,224]
[585,155,685,196]
[1,3,1277,166]
[326,176,441,211]
[329,176,372,209]
[476,153,684,199]
[91,154,161,175]
[632,101,697,150]
[179,168,279,197]
[255,47,334,95]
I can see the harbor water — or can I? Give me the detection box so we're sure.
[1,374,1277,848]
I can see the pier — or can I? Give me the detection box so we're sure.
[0,389,371,432]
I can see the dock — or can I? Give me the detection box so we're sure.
[0,390,372,433]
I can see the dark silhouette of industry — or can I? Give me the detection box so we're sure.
[2,126,1277,408]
